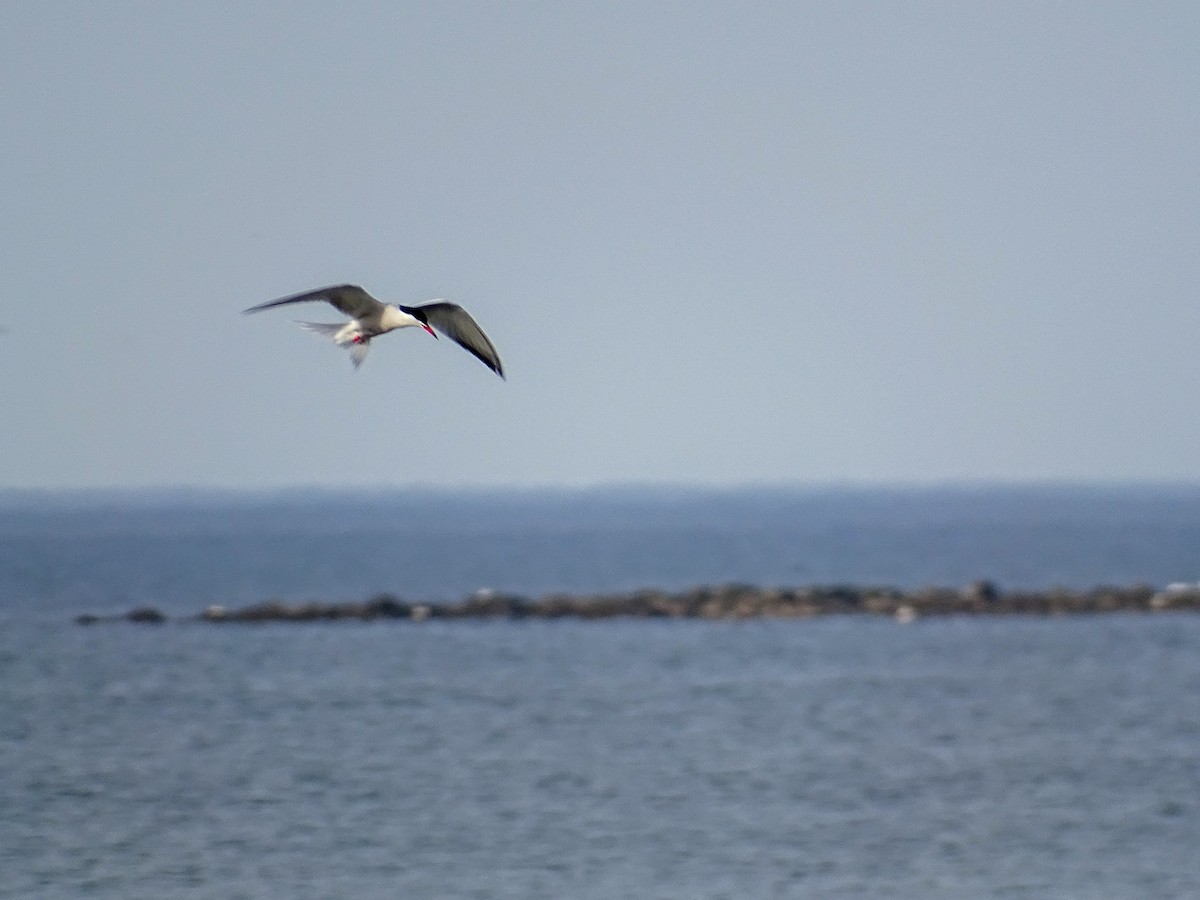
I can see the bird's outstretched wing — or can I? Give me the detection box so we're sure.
[244,284,383,319]
[411,302,505,378]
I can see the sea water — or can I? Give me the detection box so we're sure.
[2,485,1199,898]
[2,484,1199,619]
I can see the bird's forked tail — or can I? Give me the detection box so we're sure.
[296,321,370,368]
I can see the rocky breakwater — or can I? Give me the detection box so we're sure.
[75,581,1200,625]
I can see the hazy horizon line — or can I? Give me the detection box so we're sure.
[3,477,1200,504]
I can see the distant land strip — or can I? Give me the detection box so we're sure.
[76,581,1200,625]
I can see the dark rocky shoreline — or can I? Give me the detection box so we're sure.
[76,580,1200,625]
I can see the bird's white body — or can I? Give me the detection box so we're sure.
[309,304,427,343]
[299,304,429,367]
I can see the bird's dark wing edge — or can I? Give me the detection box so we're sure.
[243,284,381,318]
[415,302,505,378]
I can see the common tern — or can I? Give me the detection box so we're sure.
[244,284,504,377]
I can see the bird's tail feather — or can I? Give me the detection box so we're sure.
[348,341,370,368]
[296,321,344,339]
[296,321,369,368]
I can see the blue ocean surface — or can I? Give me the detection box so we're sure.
[2,485,1199,898]
[2,483,1200,619]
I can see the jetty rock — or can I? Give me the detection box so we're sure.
[198,594,415,623]
[76,581,1200,625]
[76,606,167,626]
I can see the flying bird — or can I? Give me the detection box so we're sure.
[244,284,504,377]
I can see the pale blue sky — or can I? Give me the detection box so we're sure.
[2,2,1197,489]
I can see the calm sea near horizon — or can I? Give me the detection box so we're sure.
[2,485,1199,897]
